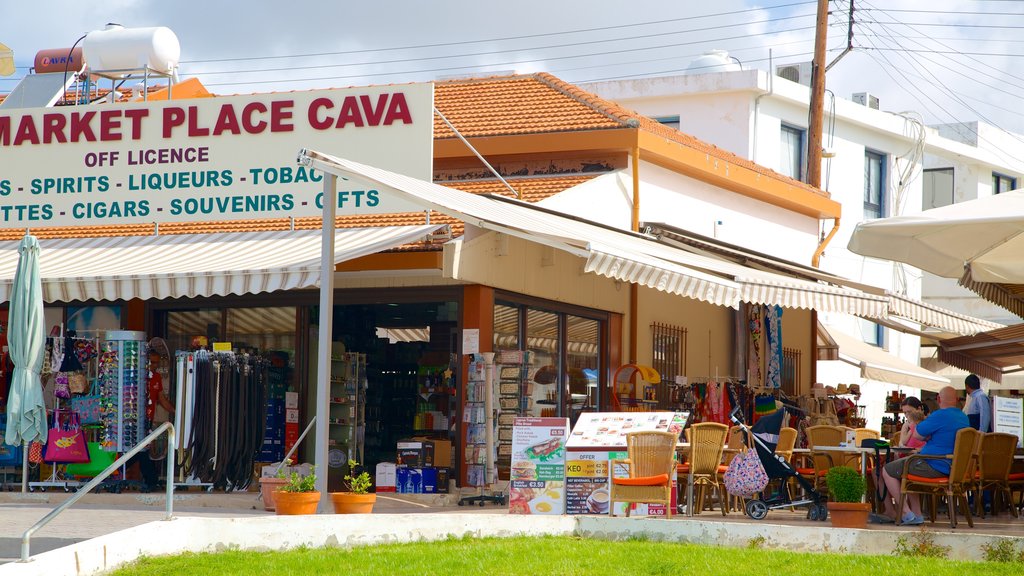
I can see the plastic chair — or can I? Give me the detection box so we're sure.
[680,422,728,515]
[975,432,1019,518]
[898,427,981,528]
[609,431,677,518]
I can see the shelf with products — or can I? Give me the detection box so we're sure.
[327,351,366,492]
[462,356,489,487]
[413,365,455,438]
[494,350,532,480]
[363,365,417,467]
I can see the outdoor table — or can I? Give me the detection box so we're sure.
[807,445,914,503]
[675,442,739,516]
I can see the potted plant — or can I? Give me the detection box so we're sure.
[258,461,291,511]
[274,464,321,515]
[825,465,870,528]
[330,459,376,514]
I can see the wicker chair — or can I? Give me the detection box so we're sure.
[797,425,847,494]
[679,422,729,515]
[975,432,1019,518]
[897,427,981,528]
[609,431,677,518]
[777,427,798,462]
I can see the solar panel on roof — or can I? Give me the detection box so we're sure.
[0,72,78,109]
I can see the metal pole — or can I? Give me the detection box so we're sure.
[314,173,337,512]
[21,442,27,493]
[164,422,176,520]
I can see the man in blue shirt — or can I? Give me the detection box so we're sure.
[871,386,969,525]
[964,374,992,433]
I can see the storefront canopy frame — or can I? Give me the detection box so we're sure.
[0,225,442,303]
[823,325,950,392]
[299,150,891,317]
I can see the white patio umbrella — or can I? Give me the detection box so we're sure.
[848,190,1024,283]
[4,234,46,491]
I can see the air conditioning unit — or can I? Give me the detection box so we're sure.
[775,62,813,87]
[852,92,880,110]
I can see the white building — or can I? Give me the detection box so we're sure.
[584,54,1022,427]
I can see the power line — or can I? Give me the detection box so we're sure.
[857,19,1024,29]
[184,2,817,65]
[859,47,1024,58]
[860,8,1024,16]
[190,15,817,76]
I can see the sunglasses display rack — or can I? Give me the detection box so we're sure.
[100,331,149,453]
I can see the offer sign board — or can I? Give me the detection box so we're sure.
[565,450,614,515]
[994,396,1023,448]
[0,83,433,227]
[508,417,568,515]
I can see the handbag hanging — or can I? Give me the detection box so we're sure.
[71,378,103,425]
[53,372,71,399]
[28,441,44,464]
[43,410,90,464]
[68,371,89,395]
[722,446,769,497]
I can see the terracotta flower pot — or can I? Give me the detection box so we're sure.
[259,477,289,511]
[274,490,322,515]
[330,492,376,514]
[827,501,871,528]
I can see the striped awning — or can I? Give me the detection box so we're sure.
[0,225,441,303]
[301,150,894,317]
[585,243,739,308]
[887,292,1004,336]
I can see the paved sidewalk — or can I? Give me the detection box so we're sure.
[0,490,499,563]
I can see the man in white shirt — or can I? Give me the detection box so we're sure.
[964,374,991,433]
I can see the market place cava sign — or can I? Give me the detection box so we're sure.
[0,83,433,226]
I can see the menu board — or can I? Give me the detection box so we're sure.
[565,449,616,514]
[508,417,568,514]
[994,396,1023,448]
[565,412,688,449]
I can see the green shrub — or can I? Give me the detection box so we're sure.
[981,539,1024,563]
[893,530,950,559]
[825,466,865,503]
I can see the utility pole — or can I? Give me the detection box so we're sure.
[807,0,830,188]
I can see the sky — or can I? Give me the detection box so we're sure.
[3,0,1023,134]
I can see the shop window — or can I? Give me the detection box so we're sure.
[164,308,222,352]
[782,347,800,396]
[567,315,599,413]
[651,322,687,410]
[654,115,680,130]
[226,306,297,353]
[495,299,606,424]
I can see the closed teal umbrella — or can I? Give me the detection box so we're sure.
[4,234,46,448]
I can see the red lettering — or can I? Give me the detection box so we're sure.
[42,113,67,144]
[69,112,96,142]
[100,110,122,141]
[163,107,186,138]
[187,106,209,137]
[242,102,268,133]
[308,98,333,130]
[360,94,388,126]
[123,109,149,140]
[0,116,10,146]
[212,104,241,135]
[270,100,293,132]
[335,96,364,128]
[13,116,39,145]
[383,93,412,125]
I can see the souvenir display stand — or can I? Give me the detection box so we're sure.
[459,352,505,506]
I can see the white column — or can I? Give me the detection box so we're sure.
[314,173,337,512]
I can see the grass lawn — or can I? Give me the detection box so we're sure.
[111,535,1022,576]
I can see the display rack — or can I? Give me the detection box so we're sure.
[495,350,532,481]
[459,352,505,506]
[327,352,366,492]
[101,331,148,453]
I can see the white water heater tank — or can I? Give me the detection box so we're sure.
[83,24,180,74]
[685,50,741,75]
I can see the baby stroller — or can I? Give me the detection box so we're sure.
[729,405,828,521]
